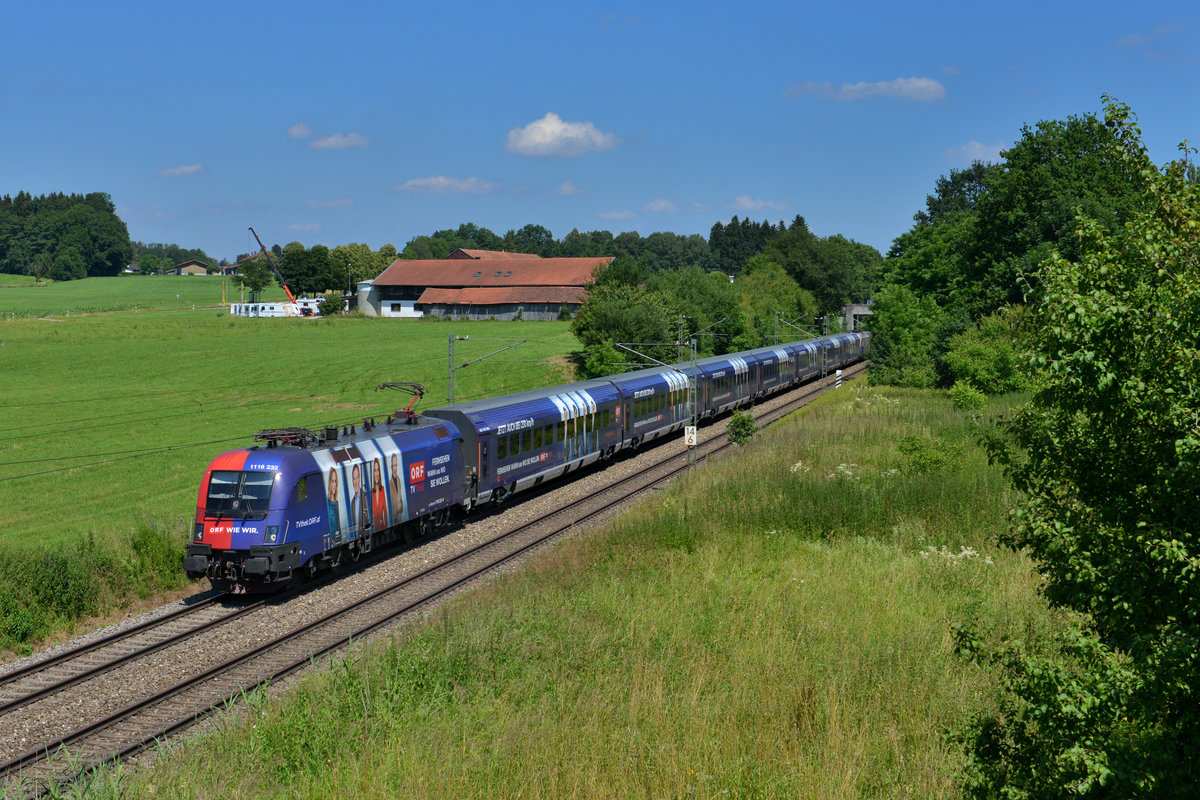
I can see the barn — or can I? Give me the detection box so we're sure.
[360,249,612,320]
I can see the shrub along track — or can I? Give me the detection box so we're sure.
[0,362,864,797]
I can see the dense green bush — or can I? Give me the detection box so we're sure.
[318,291,342,316]
[948,381,986,412]
[727,410,757,445]
[942,309,1028,394]
[864,284,943,388]
[0,521,191,655]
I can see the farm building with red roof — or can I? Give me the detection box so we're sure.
[361,250,612,320]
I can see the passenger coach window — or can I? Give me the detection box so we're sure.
[534,427,543,448]
[557,421,565,442]
[498,437,508,460]
[522,430,532,452]
[509,433,519,456]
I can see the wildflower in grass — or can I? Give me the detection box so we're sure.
[789,460,809,474]
[826,463,859,480]
[919,545,984,566]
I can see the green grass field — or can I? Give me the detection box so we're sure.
[96,384,1055,799]
[0,311,577,547]
[0,274,289,317]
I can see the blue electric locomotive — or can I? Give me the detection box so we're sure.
[184,416,468,590]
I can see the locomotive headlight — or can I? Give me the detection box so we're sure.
[265,525,280,544]
[193,523,204,542]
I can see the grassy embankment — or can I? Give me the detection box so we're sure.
[105,384,1058,799]
[0,276,579,654]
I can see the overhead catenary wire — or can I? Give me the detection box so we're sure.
[0,342,564,480]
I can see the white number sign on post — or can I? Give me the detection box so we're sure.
[684,426,697,447]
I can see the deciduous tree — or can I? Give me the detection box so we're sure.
[963,99,1200,798]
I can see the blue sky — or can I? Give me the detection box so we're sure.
[3,1,1197,263]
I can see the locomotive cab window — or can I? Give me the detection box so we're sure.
[206,470,275,519]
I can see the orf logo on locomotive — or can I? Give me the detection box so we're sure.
[409,461,426,482]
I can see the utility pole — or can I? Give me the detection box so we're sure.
[617,317,726,472]
[687,337,698,469]
[449,335,460,403]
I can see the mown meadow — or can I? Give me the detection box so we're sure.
[0,272,286,317]
[0,276,579,654]
[100,384,1059,799]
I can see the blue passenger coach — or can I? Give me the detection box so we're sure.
[694,353,754,418]
[424,378,624,505]
[608,366,691,449]
[745,346,794,399]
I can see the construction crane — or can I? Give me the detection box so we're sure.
[248,226,298,305]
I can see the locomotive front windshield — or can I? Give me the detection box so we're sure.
[205,470,276,519]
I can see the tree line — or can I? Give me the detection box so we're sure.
[130,241,222,275]
[235,241,402,298]
[566,215,880,376]
[867,109,1147,391]
[399,218,879,312]
[0,191,132,280]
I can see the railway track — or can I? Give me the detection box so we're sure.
[0,363,864,797]
[0,594,253,716]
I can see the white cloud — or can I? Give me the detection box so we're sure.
[730,195,787,212]
[943,140,1006,164]
[305,197,354,209]
[1114,21,1187,47]
[784,77,946,102]
[156,163,204,177]
[118,203,168,221]
[310,132,369,150]
[598,210,635,220]
[643,198,677,213]
[1113,22,1193,64]
[507,112,619,156]
[287,122,312,139]
[288,222,321,232]
[395,176,498,194]
[556,181,584,196]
